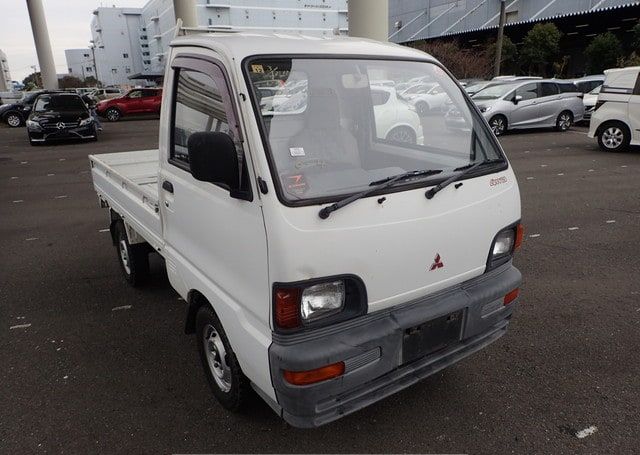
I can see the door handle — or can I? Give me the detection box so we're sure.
[162,180,174,193]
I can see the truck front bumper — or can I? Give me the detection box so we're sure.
[269,263,521,428]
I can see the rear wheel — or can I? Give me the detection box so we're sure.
[597,122,630,152]
[416,101,430,117]
[114,221,149,286]
[5,113,22,127]
[489,115,507,136]
[105,107,121,122]
[386,126,417,144]
[556,111,573,132]
[196,305,250,411]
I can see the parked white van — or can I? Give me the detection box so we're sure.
[589,66,640,152]
[89,29,523,427]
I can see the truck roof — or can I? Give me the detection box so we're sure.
[170,32,435,62]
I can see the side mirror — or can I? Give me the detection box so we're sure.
[187,132,250,200]
[513,95,523,104]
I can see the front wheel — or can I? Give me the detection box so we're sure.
[597,122,630,152]
[196,305,250,411]
[489,115,507,136]
[105,107,121,122]
[556,111,573,132]
[5,113,22,127]
[416,101,430,117]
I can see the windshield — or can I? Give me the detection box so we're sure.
[246,58,504,203]
[472,83,518,100]
[589,85,602,95]
[34,95,86,112]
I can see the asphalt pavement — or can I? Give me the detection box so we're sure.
[1,119,638,454]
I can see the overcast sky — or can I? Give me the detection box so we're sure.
[1,0,148,82]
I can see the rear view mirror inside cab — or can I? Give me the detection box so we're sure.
[342,74,369,89]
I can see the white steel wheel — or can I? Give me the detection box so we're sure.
[203,324,232,393]
[118,239,131,275]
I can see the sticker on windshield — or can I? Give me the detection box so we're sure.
[251,64,265,73]
[283,173,308,196]
[289,147,306,157]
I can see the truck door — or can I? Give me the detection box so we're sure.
[158,55,271,392]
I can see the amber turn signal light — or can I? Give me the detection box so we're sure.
[504,288,519,306]
[283,362,345,386]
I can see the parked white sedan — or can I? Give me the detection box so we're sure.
[371,86,424,145]
[400,83,451,116]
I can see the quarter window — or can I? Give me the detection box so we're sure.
[171,68,230,165]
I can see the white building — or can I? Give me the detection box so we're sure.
[90,7,149,87]
[78,1,348,87]
[0,49,12,91]
[64,48,96,81]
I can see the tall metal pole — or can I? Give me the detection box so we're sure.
[494,0,507,78]
[349,0,389,42]
[90,44,100,86]
[25,0,58,89]
[173,0,197,28]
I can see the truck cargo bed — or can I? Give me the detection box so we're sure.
[89,149,163,249]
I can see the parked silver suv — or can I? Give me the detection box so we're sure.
[472,80,585,136]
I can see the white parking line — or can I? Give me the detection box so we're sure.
[47,173,55,176]
[58,158,66,162]
[25,237,38,241]
[54,195,68,199]
[12,200,23,203]
[112,305,132,311]
[526,177,535,180]
[529,234,541,238]
[576,426,597,439]
[568,227,579,231]
[99,228,110,233]
[557,173,564,176]
[10,323,31,330]
[606,220,616,224]
[588,169,595,172]
[10,176,18,180]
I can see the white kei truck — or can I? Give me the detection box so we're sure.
[89,27,523,428]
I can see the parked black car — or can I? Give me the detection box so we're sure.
[26,93,98,145]
[0,90,59,127]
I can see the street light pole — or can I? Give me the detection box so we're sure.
[494,0,507,77]
[25,0,58,89]
[89,44,100,87]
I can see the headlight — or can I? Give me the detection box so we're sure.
[487,223,524,271]
[301,281,345,322]
[26,120,41,130]
[79,117,93,126]
[273,277,367,331]
[480,106,492,113]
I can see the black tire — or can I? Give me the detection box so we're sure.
[196,305,250,411]
[105,107,121,122]
[114,221,149,286]
[386,126,417,144]
[29,138,41,147]
[489,115,507,136]
[90,125,98,142]
[556,111,573,132]
[5,112,23,127]
[416,101,430,117]
[597,121,630,152]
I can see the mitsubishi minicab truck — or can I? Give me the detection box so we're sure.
[89,27,523,428]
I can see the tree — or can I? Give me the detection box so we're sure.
[485,35,518,75]
[520,23,562,76]
[84,76,100,87]
[632,22,640,51]
[585,32,623,74]
[22,72,42,88]
[414,39,493,79]
[58,75,83,89]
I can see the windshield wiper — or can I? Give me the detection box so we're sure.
[318,169,442,219]
[425,159,503,200]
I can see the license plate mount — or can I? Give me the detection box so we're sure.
[402,309,464,365]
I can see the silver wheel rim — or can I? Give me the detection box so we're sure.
[559,114,571,130]
[7,115,20,127]
[388,127,415,144]
[602,127,624,149]
[118,239,131,275]
[107,110,118,121]
[203,324,232,392]
[491,118,505,135]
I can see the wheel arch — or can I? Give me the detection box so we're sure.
[185,289,212,334]
[596,118,631,137]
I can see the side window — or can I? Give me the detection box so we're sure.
[540,83,559,97]
[370,89,390,106]
[171,68,231,165]
[128,90,142,99]
[142,89,157,97]
[516,83,538,100]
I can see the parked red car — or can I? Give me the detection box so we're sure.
[96,88,162,122]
